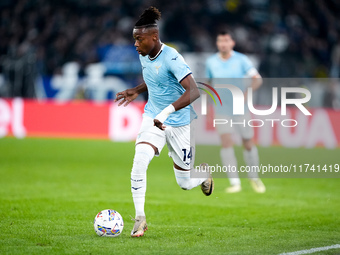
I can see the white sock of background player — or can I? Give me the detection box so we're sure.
[220,147,241,186]
[243,146,260,180]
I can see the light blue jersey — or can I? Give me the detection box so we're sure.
[205,51,257,115]
[206,51,255,79]
[140,44,197,126]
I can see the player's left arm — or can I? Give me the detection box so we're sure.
[173,74,200,110]
[154,74,199,130]
[243,55,263,97]
[250,72,262,91]
[243,71,262,101]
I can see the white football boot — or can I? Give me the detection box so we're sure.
[249,179,266,193]
[200,163,214,196]
[131,216,148,237]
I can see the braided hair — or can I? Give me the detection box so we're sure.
[134,6,161,28]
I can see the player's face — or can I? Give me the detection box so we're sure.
[216,34,235,54]
[133,28,156,56]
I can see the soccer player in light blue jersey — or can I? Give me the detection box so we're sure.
[115,7,213,237]
[206,30,266,193]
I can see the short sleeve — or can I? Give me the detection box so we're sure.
[242,56,254,73]
[167,53,192,83]
[242,55,259,77]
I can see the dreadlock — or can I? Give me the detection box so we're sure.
[134,6,161,28]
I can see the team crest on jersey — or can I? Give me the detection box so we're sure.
[155,65,162,74]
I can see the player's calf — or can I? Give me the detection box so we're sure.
[174,167,208,191]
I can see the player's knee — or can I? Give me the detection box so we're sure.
[243,139,253,151]
[131,144,155,174]
[221,134,233,148]
[133,154,149,168]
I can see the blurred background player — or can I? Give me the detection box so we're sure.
[205,30,265,193]
[115,7,213,237]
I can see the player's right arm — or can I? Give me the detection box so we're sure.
[153,74,199,130]
[114,82,147,107]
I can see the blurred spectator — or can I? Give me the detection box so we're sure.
[323,80,340,109]
[330,38,340,78]
[1,0,340,98]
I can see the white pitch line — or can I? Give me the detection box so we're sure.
[279,244,340,255]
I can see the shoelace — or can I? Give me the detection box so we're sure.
[130,215,138,222]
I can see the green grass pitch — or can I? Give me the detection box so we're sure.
[0,137,339,254]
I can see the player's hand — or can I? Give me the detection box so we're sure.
[154,119,166,131]
[114,89,139,107]
[153,104,175,130]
